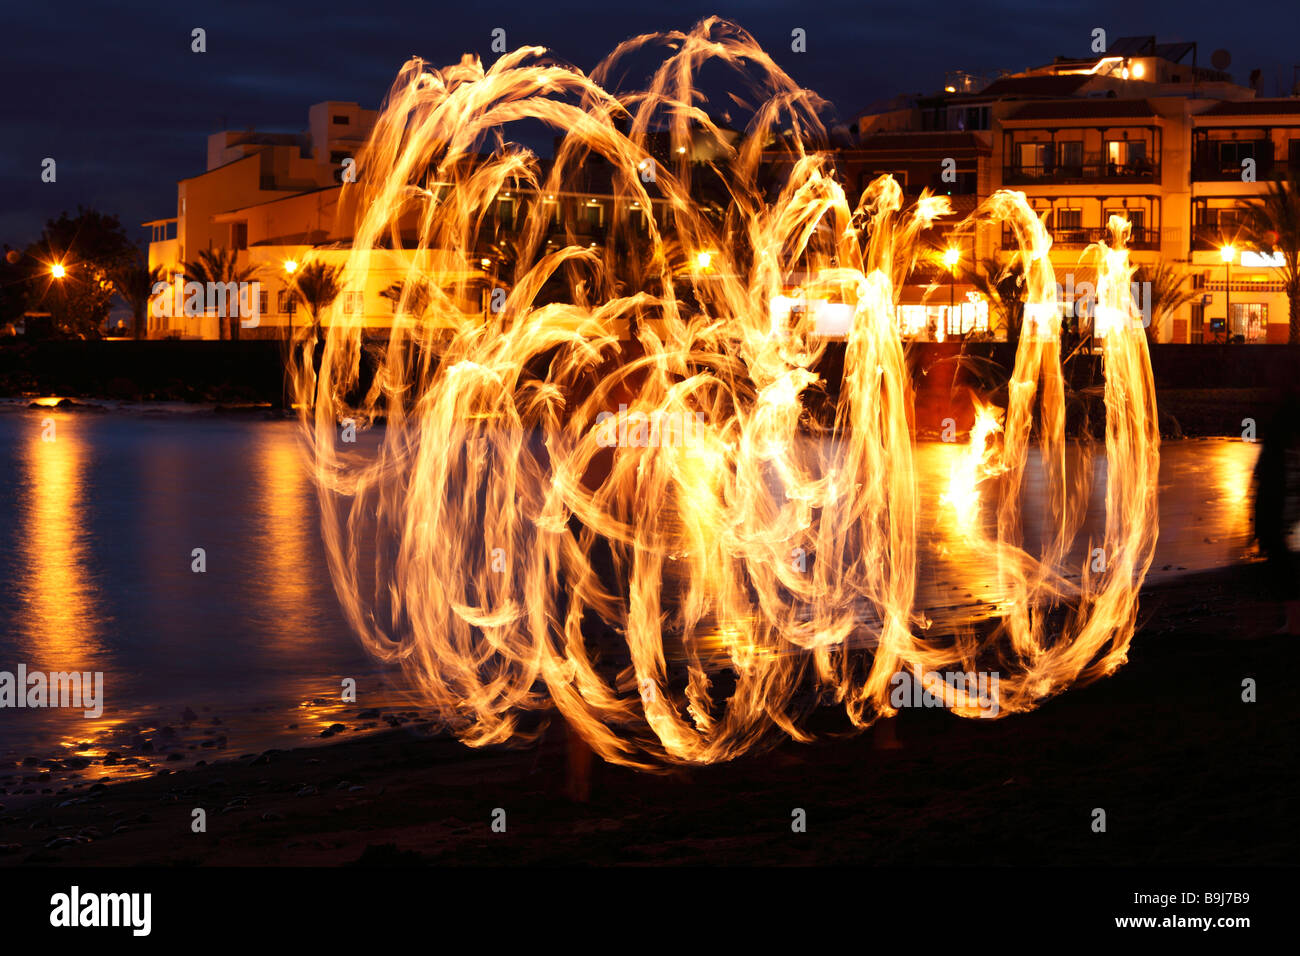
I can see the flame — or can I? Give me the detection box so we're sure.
[941,401,1005,536]
[292,19,1160,766]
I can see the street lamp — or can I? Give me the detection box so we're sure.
[51,263,66,279]
[943,247,960,339]
[1220,244,1235,341]
[284,260,299,337]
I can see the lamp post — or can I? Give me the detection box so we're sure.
[284,259,298,338]
[943,246,960,339]
[1220,244,1235,342]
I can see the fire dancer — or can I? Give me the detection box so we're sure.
[1252,390,1300,634]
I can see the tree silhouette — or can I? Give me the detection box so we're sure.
[1243,173,1300,344]
[289,259,343,336]
[181,248,260,340]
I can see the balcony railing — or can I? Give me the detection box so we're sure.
[1003,226,1161,251]
[1002,162,1160,185]
[1192,143,1274,181]
[1191,225,1245,251]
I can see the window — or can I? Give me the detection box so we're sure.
[1217,140,1258,169]
[332,115,349,125]
[1018,142,1048,176]
[258,291,269,316]
[342,292,363,315]
[277,290,297,314]
[1058,141,1083,174]
[1107,139,1147,172]
[1230,303,1267,342]
[1052,207,1085,245]
[1200,205,1244,231]
[1056,208,1082,230]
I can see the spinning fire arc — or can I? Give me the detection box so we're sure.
[292,18,1159,769]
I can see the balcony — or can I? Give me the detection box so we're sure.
[1191,224,1245,251]
[1002,161,1160,186]
[1003,226,1161,251]
[1192,142,1273,181]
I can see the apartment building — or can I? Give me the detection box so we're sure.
[852,36,1300,343]
[1188,98,1300,342]
[146,46,1299,344]
[143,102,677,339]
[144,101,377,339]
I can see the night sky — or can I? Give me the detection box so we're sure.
[3,0,1296,247]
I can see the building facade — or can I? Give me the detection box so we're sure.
[143,101,680,339]
[852,36,1300,343]
[147,44,1300,344]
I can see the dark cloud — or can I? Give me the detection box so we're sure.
[1,0,1293,244]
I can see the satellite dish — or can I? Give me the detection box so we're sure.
[1210,49,1232,71]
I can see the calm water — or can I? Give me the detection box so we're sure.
[0,404,1261,794]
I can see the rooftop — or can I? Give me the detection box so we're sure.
[1004,99,1158,121]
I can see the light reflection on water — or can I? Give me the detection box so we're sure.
[0,409,1260,795]
[0,410,418,797]
[13,422,105,668]
[914,439,1258,636]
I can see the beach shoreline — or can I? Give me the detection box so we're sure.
[3,562,1293,867]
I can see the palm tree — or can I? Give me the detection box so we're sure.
[1243,173,1300,344]
[181,248,260,340]
[969,255,1025,344]
[379,277,434,319]
[108,252,166,340]
[1131,261,1200,344]
[289,259,343,336]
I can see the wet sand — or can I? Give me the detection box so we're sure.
[1,562,1294,867]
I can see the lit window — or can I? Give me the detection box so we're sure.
[1229,303,1267,342]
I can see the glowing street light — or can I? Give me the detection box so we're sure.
[284,259,298,274]
[51,263,66,279]
[943,247,960,338]
[695,250,713,271]
[1220,245,1235,341]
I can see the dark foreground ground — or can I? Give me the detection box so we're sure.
[0,562,1294,867]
